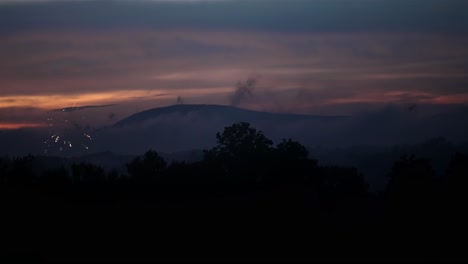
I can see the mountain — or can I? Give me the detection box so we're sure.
[113,104,346,127]
[91,103,468,155]
[2,104,468,157]
[94,104,348,155]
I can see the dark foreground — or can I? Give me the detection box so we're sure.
[2,123,468,261]
[1,184,467,262]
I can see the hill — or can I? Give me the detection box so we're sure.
[95,104,348,154]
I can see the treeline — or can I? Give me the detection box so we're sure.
[1,122,468,260]
[0,123,370,210]
[1,122,467,210]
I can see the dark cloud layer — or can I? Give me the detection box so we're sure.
[51,104,116,112]
[0,0,467,34]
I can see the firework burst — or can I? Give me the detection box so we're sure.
[43,106,94,156]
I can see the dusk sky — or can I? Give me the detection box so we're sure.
[1,0,468,129]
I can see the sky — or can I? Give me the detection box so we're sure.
[1,0,468,129]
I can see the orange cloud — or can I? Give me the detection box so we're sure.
[0,87,234,110]
[0,123,47,130]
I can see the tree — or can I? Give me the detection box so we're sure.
[266,139,316,184]
[276,139,309,161]
[9,155,35,185]
[72,162,106,185]
[127,150,167,183]
[0,157,10,185]
[446,152,468,189]
[209,122,273,158]
[385,155,435,216]
[318,166,368,204]
[444,152,468,212]
[204,122,274,181]
[40,166,70,186]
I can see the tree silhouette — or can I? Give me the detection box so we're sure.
[72,162,106,185]
[127,150,167,183]
[385,155,435,216]
[204,122,273,182]
[276,139,309,161]
[444,152,468,214]
[107,169,121,184]
[40,166,70,186]
[446,152,468,189]
[208,122,273,159]
[318,166,369,214]
[9,155,35,185]
[0,157,10,185]
[267,139,316,184]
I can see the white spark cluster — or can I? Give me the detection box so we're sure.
[43,107,94,156]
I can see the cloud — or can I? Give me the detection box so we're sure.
[0,122,47,129]
[1,0,467,33]
[1,29,468,124]
[51,104,117,112]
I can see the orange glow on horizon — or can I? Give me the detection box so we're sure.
[0,88,232,110]
[0,123,47,130]
[0,90,172,109]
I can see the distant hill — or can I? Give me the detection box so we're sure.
[95,104,348,155]
[90,103,468,155]
[113,104,346,127]
[1,104,468,158]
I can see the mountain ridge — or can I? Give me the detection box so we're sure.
[113,104,349,127]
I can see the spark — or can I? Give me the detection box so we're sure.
[43,105,95,155]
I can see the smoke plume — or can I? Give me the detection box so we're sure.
[230,78,256,106]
